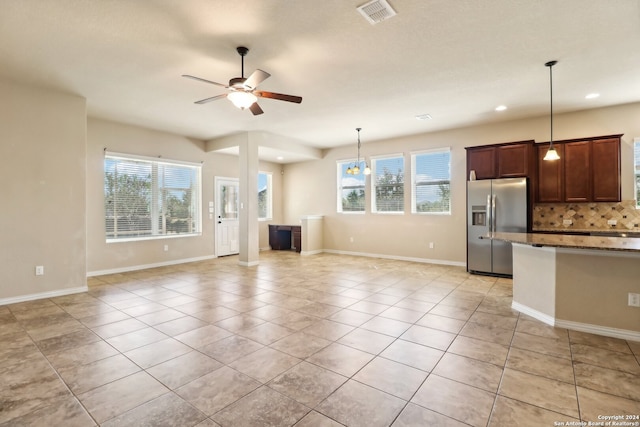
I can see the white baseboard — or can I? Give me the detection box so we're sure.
[554,319,640,343]
[0,286,88,306]
[322,249,465,267]
[512,301,640,342]
[87,255,217,277]
[238,260,260,267]
[300,249,323,256]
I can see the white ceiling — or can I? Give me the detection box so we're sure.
[1,0,639,163]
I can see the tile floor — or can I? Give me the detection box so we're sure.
[1,252,639,426]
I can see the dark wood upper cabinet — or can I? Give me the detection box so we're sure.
[536,143,564,202]
[591,137,621,202]
[534,134,622,203]
[564,140,592,202]
[466,146,496,179]
[466,141,533,180]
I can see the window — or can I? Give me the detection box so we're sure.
[372,154,404,213]
[258,172,272,220]
[337,160,366,212]
[104,152,201,241]
[635,138,640,208]
[411,148,451,214]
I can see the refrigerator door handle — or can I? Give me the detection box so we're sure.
[492,194,497,233]
[486,194,492,233]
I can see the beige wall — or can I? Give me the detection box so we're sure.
[0,80,87,301]
[86,118,283,274]
[283,102,640,264]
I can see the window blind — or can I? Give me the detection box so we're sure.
[372,155,404,213]
[412,148,451,214]
[104,154,201,240]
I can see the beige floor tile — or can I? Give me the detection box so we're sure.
[47,340,119,369]
[295,411,344,427]
[511,331,571,360]
[101,392,205,427]
[198,335,264,364]
[307,342,375,377]
[34,328,101,355]
[516,316,569,340]
[433,353,503,392]
[571,343,640,375]
[91,318,148,340]
[268,361,347,406]
[328,308,375,327]
[175,366,260,416]
[337,328,395,354]
[360,316,412,337]
[124,338,192,368]
[173,324,233,348]
[459,321,514,346]
[0,394,96,427]
[392,403,468,427]
[353,356,427,400]
[448,335,509,366]
[77,371,168,424]
[393,298,435,313]
[316,380,406,427]
[214,314,266,332]
[136,308,187,326]
[120,302,167,317]
[57,354,141,394]
[379,306,424,323]
[380,339,444,372]
[229,347,301,383]
[212,386,309,427]
[573,362,640,401]
[146,351,223,389]
[499,368,579,418]
[153,316,209,336]
[411,374,495,427]
[506,347,575,384]
[428,304,475,321]
[270,311,320,331]
[400,325,456,350]
[79,310,132,328]
[269,331,332,359]
[577,386,640,422]
[416,313,466,334]
[296,302,343,318]
[468,311,518,330]
[106,327,168,352]
[302,319,354,341]
[190,306,239,323]
[245,304,292,321]
[348,300,391,315]
[569,330,633,354]
[237,322,295,345]
[489,395,577,427]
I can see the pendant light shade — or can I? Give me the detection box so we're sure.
[543,60,560,161]
[349,128,370,175]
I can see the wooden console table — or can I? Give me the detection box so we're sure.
[268,224,301,253]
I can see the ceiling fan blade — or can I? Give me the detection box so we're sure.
[249,102,264,115]
[255,91,302,104]
[194,94,227,104]
[243,69,270,90]
[182,74,228,88]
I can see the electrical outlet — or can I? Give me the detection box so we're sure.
[349,237,354,243]
[35,266,44,276]
[164,245,169,252]
[607,219,617,226]
[629,293,640,307]
[429,242,434,249]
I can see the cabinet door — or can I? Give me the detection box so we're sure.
[497,143,530,177]
[564,141,591,202]
[467,146,496,180]
[592,138,621,202]
[536,144,563,202]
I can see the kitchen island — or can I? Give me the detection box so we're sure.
[482,232,640,341]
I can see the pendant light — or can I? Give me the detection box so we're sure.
[543,60,560,161]
[346,128,371,175]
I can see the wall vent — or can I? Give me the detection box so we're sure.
[357,0,397,25]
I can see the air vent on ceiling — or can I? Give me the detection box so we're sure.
[357,0,397,25]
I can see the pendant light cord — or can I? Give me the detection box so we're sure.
[545,60,557,148]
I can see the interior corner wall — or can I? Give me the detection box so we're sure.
[0,79,87,302]
[86,118,283,274]
[282,102,640,264]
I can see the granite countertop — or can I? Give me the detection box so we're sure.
[482,232,640,252]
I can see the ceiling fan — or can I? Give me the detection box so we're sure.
[182,46,302,115]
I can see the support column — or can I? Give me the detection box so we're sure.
[238,135,259,266]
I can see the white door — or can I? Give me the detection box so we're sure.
[215,177,239,256]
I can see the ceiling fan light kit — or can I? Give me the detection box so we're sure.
[183,46,302,116]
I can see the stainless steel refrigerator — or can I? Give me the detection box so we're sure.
[467,177,528,276]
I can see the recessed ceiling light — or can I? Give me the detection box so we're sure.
[495,105,507,111]
[585,93,600,99]
[415,114,432,120]
[276,156,284,161]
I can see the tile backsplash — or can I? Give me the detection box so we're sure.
[533,200,640,233]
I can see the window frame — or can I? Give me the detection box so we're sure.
[258,171,273,221]
[104,152,202,242]
[371,153,405,214]
[411,147,452,215]
[337,159,366,214]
